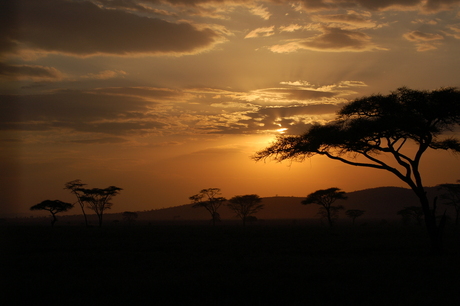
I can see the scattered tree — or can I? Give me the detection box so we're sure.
[254,87,460,252]
[64,179,89,226]
[80,186,123,227]
[345,209,365,225]
[397,206,424,226]
[189,188,226,226]
[227,194,264,226]
[30,200,73,227]
[302,188,347,227]
[437,182,460,225]
[122,211,138,223]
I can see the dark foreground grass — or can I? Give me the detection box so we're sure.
[2,221,460,306]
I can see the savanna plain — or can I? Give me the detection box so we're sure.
[2,221,460,306]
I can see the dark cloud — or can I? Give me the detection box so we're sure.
[424,0,460,12]
[264,88,337,100]
[2,0,221,57]
[0,90,166,135]
[0,62,63,80]
[301,27,379,51]
[295,0,459,12]
[91,87,184,100]
[69,137,128,144]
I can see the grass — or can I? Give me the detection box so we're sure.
[2,221,460,305]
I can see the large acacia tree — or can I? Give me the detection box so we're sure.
[254,87,460,253]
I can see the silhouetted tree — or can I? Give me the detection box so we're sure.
[30,199,73,227]
[254,87,460,253]
[122,211,138,223]
[64,179,89,226]
[228,194,263,226]
[345,209,366,225]
[398,206,424,226]
[302,188,347,227]
[437,182,460,225]
[80,186,123,227]
[190,188,226,226]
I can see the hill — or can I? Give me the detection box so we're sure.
[19,186,449,224]
[132,186,442,221]
[111,186,446,221]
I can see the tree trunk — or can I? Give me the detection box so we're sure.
[326,208,333,227]
[50,212,57,227]
[97,212,103,227]
[81,207,88,227]
[415,189,444,254]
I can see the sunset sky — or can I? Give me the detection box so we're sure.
[2,0,460,217]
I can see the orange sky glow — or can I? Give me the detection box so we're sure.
[2,0,460,217]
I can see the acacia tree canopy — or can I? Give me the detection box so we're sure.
[30,199,73,226]
[254,87,460,252]
[189,188,226,225]
[302,188,347,227]
[228,194,264,226]
[80,186,123,226]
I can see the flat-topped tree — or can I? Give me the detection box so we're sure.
[302,188,347,227]
[80,186,123,227]
[64,179,88,226]
[30,200,73,227]
[190,188,226,226]
[228,194,264,226]
[254,87,460,253]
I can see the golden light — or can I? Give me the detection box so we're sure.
[276,128,288,134]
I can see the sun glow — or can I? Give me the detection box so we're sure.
[277,128,288,134]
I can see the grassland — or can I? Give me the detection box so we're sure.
[2,221,460,305]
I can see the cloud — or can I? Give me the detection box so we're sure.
[0,89,166,136]
[270,26,385,52]
[82,70,127,80]
[312,11,380,29]
[423,0,460,12]
[245,26,275,38]
[2,0,223,58]
[249,5,271,20]
[403,30,444,50]
[208,103,341,135]
[90,87,187,101]
[279,24,304,33]
[0,81,366,138]
[293,0,460,13]
[0,63,64,81]
[447,24,460,39]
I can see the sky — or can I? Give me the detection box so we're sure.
[2,0,460,217]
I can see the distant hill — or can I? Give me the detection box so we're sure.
[17,186,451,224]
[130,186,443,221]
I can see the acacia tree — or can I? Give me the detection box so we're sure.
[302,188,347,227]
[80,186,123,227]
[345,209,366,225]
[189,188,227,226]
[437,182,460,225]
[254,87,460,253]
[397,206,424,226]
[227,194,264,226]
[64,179,89,226]
[30,200,73,227]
